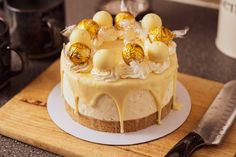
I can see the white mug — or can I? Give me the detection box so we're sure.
[216,0,236,59]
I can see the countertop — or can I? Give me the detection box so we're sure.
[0,0,236,156]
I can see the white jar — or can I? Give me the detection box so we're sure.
[216,0,236,59]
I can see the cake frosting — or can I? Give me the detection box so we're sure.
[60,10,187,133]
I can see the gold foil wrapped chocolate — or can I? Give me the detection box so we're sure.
[68,42,91,65]
[122,43,144,65]
[148,26,175,45]
[77,19,99,39]
[115,12,135,29]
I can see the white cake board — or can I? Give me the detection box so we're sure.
[47,81,191,145]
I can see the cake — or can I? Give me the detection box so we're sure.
[60,11,186,133]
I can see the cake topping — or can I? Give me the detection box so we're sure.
[97,26,118,42]
[77,19,99,39]
[62,10,188,80]
[115,11,135,29]
[122,43,144,65]
[146,41,169,64]
[93,49,116,71]
[148,26,175,45]
[172,27,189,38]
[61,25,77,38]
[69,29,91,47]
[120,61,151,79]
[68,42,91,65]
[92,49,119,82]
[141,13,162,32]
[93,11,113,27]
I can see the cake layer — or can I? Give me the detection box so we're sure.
[65,97,172,133]
[63,73,173,121]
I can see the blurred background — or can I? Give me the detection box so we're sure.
[0,0,235,106]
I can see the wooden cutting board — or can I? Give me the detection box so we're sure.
[0,59,235,157]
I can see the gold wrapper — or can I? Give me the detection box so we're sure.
[148,26,175,45]
[77,19,99,39]
[115,12,135,29]
[68,42,91,65]
[122,43,144,65]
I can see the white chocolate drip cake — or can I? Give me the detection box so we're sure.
[60,10,188,133]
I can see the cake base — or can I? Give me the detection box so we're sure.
[65,98,173,133]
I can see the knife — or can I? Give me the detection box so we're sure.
[165,80,236,157]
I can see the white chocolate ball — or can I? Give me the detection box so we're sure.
[141,13,162,32]
[93,11,113,27]
[146,41,169,64]
[69,29,91,47]
[93,49,115,71]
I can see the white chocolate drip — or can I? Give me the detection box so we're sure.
[74,96,79,114]
[61,70,64,97]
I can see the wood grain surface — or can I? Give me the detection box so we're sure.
[0,59,235,157]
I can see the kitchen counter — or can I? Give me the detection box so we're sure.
[0,0,236,156]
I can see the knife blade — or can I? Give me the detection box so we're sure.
[165,80,236,157]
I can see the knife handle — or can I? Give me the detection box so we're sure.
[165,132,206,157]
